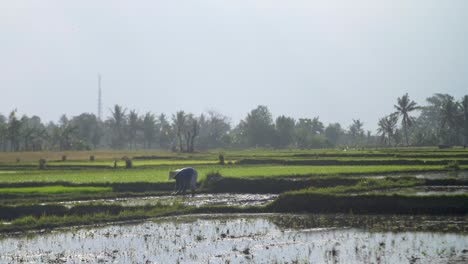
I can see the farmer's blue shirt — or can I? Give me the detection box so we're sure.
[175,167,196,179]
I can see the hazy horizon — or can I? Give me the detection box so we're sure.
[1,1,467,131]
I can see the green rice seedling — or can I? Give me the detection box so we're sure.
[0,186,112,194]
[0,164,451,184]
[445,161,460,171]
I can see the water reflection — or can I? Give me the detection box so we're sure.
[1,214,466,263]
[56,193,278,208]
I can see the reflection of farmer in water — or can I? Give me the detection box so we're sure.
[169,167,198,196]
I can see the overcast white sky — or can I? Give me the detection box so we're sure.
[1,0,467,131]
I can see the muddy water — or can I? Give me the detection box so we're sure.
[368,186,468,196]
[57,193,278,208]
[369,170,468,179]
[1,214,466,264]
[413,170,468,179]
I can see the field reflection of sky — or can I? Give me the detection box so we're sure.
[1,215,466,263]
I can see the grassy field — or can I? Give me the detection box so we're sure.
[0,147,467,163]
[269,177,468,214]
[0,148,467,232]
[0,186,112,194]
[0,165,452,184]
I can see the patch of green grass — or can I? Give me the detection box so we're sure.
[0,186,111,194]
[0,159,220,168]
[1,147,467,164]
[269,177,468,214]
[218,165,447,178]
[0,203,184,233]
[289,177,421,195]
[0,165,448,184]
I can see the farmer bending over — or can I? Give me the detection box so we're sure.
[169,167,198,196]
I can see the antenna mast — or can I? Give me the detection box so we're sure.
[98,74,102,121]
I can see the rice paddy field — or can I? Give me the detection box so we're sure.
[0,148,467,263]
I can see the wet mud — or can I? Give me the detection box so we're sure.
[1,214,466,263]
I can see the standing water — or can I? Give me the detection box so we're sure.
[1,214,466,263]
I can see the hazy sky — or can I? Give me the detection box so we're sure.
[1,0,467,131]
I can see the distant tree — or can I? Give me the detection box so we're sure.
[1,91,466,151]
[108,105,127,149]
[310,117,324,135]
[128,110,140,149]
[377,113,398,146]
[393,128,404,146]
[54,116,78,150]
[295,117,327,149]
[394,93,420,146]
[325,123,342,146]
[410,94,452,146]
[242,105,275,147]
[20,115,47,151]
[439,97,462,145]
[173,111,187,152]
[7,110,21,151]
[197,111,231,149]
[0,114,8,151]
[365,130,375,146]
[142,112,157,149]
[461,95,468,146]
[274,116,295,148]
[185,114,200,152]
[71,113,102,149]
[157,114,172,150]
[59,114,69,127]
[348,119,364,146]
[230,121,248,148]
[295,118,313,149]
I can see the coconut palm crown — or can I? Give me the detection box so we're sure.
[394,93,420,146]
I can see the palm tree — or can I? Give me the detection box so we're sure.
[310,117,324,135]
[172,111,187,152]
[142,112,156,149]
[109,105,127,149]
[460,95,468,147]
[0,114,7,151]
[128,110,139,149]
[184,114,200,153]
[394,93,420,146]
[7,110,21,151]
[377,114,398,146]
[158,114,172,150]
[440,97,461,145]
[349,119,364,146]
[58,124,78,150]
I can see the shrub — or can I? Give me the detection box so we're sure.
[201,171,223,190]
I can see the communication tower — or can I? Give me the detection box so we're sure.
[98,74,102,120]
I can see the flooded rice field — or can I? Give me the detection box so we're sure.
[368,170,468,180]
[412,170,468,179]
[56,193,278,208]
[367,186,468,196]
[1,214,466,264]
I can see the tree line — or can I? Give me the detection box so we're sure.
[0,93,467,152]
